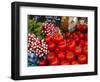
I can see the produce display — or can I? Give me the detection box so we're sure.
[28,15,88,66]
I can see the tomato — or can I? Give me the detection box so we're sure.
[74,46,82,55]
[79,40,87,48]
[58,40,66,50]
[66,40,75,51]
[47,52,56,61]
[71,32,79,43]
[71,60,79,65]
[79,40,85,47]
[65,32,70,38]
[38,59,47,66]
[48,42,56,51]
[53,33,64,42]
[75,24,87,33]
[80,24,87,33]
[44,35,51,43]
[50,57,59,65]
[73,35,80,43]
[84,41,88,46]
[57,51,65,60]
[75,24,80,31]
[76,31,81,35]
[82,46,88,55]
[55,48,60,53]
[60,60,70,65]
[65,52,75,61]
[78,54,87,64]
[66,39,71,43]
[84,33,88,40]
[71,32,77,38]
[79,33,84,40]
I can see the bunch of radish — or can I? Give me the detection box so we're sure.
[41,22,56,36]
[28,33,48,56]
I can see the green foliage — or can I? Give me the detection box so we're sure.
[28,19,44,39]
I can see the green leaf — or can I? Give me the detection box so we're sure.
[28,19,45,39]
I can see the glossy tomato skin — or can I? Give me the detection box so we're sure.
[73,35,80,43]
[53,33,64,42]
[55,48,60,53]
[38,59,47,66]
[45,35,51,43]
[79,33,84,40]
[60,60,70,65]
[58,40,66,50]
[47,52,56,61]
[66,40,75,51]
[65,52,75,61]
[82,46,88,55]
[71,32,79,43]
[72,32,76,36]
[74,46,82,55]
[50,57,59,65]
[76,31,81,35]
[71,60,79,65]
[79,40,85,47]
[48,42,56,51]
[78,54,87,64]
[71,32,77,39]
[84,41,88,46]
[84,34,88,40]
[75,24,87,33]
[57,51,65,60]
[66,39,71,43]
[65,32,70,38]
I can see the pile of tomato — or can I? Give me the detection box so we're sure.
[42,30,88,66]
[28,20,88,66]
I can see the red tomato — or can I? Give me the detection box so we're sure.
[76,31,81,35]
[75,24,80,31]
[66,40,75,51]
[44,35,51,43]
[66,39,71,43]
[79,40,85,47]
[75,24,87,33]
[71,60,79,65]
[57,51,65,60]
[74,46,82,55]
[84,33,88,40]
[79,33,84,40]
[55,48,60,53]
[65,32,70,38]
[71,32,78,38]
[50,57,59,65]
[72,32,76,36]
[82,46,88,55]
[65,52,75,61]
[58,40,66,50]
[60,60,70,65]
[72,34,79,43]
[48,42,56,51]
[78,54,87,64]
[47,52,56,61]
[84,41,88,46]
[38,59,47,66]
[53,33,64,42]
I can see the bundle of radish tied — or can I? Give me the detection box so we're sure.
[28,16,88,66]
[28,22,57,66]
